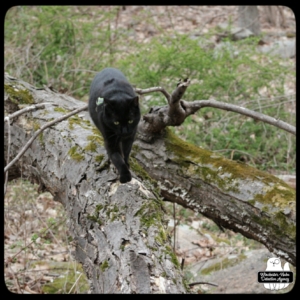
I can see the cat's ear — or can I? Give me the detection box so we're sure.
[132,96,139,106]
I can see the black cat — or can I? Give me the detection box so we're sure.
[88,68,140,183]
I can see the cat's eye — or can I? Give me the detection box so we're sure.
[128,120,133,124]
[114,121,119,125]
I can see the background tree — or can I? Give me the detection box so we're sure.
[237,6,261,35]
[264,6,287,28]
[237,6,289,36]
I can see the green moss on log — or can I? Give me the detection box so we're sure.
[68,146,84,162]
[164,128,295,203]
[5,84,34,104]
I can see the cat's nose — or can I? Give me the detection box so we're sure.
[122,127,128,134]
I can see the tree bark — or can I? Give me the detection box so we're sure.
[264,6,287,28]
[237,6,261,35]
[4,74,296,293]
[4,75,186,293]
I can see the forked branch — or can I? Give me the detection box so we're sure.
[135,80,296,136]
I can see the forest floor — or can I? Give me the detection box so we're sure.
[4,6,295,294]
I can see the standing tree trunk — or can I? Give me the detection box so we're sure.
[264,6,287,28]
[4,74,296,293]
[237,6,261,35]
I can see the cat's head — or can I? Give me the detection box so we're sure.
[102,96,140,137]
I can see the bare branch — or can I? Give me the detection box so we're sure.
[170,78,191,104]
[9,217,66,262]
[68,273,83,294]
[167,79,190,125]
[137,80,192,134]
[4,104,88,173]
[136,81,295,137]
[135,86,171,102]
[181,99,295,135]
[4,103,56,121]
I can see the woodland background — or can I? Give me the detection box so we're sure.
[4,6,295,293]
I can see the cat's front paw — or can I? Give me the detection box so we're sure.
[120,170,132,183]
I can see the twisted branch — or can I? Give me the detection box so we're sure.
[136,80,296,136]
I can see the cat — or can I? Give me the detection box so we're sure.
[88,68,140,183]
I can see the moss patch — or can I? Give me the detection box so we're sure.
[200,254,247,275]
[253,185,295,209]
[165,245,180,269]
[40,261,89,294]
[84,141,97,152]
[135,199,164,229]
[164,128,294,197]
[68,115,91,130]
[87,214,103,225]
[252,211,295,241]
[38,132,44,144]
[5,84,34,104]
[32,120,40,131]
[54,107,68,113]
[87,133,104,146]
[130,157,158,189]
[100,260,109,272]
[95,154,105,163]
[68,145,84,162]
[106,204,121,222]
[87,204,104,226]
[31,120,45,145]
[251,184,295,241]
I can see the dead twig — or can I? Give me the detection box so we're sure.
[10,266,23,294]
[137,81,295,136]
[181,99,296,135]
[8,216,67,262]
[4,104,88,173]
[135,86,171,103]
[68,273,82,294]
[4,103,56,121]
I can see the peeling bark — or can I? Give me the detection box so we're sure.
[4,74,296,294]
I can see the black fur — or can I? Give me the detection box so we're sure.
[89,68,140,183]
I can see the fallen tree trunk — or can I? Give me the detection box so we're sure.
[134,131,296,265]
[4,74,296,293]
[4,75,187,293]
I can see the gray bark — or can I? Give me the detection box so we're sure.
[237,6,261,35]
[4,75,186,294]
[4,74,296,293]
[264,6,287,28]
